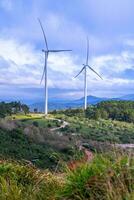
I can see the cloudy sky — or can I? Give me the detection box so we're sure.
[0,0,134,103]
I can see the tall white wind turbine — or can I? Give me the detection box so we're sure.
[75,38,102,110]
[38,18,72,115]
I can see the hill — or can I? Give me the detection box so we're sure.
[119,94,134,100]
[0,102,134,199]
[29,94,134,112]
[30,95,108,112]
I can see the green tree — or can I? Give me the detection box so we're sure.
[21,104,29,115]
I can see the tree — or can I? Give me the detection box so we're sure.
[21,104,29,115]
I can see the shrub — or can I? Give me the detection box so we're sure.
[32,121,39,127]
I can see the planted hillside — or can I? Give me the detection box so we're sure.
[59,116,134,143]
[86,101,134,123]
[55,101,134,123]
[52,101,134,144]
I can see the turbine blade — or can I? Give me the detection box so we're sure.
[86,37,89,65]
[38,18,49,51]
[87,65,103,80]
[40,54,48,84]
[74,67,85,78]
[49,50,72,52]
[40,66,46,84]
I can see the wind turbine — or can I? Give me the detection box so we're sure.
[75,38,102,110]
[38,18,71,115]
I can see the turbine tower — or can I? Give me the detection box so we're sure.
[75,37,102,110]
[38,18,71,115]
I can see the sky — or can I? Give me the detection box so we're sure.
[0,0,134,103]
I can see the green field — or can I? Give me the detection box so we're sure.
[9,114,62,128]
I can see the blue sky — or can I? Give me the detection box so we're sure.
[0,0,134,103]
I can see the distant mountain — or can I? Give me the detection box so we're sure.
[118,94,134,101]
[29,94,134,112]
[29,95,109,112]
[78,95,109,104]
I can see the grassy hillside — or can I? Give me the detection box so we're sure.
[0,109,134,170]
[1,126,85,170]
[0,101,134,199]
[54,114,134,144]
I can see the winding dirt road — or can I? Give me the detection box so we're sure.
[50,119,69,131]
[49,117,134,169]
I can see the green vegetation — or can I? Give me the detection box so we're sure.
[0,124,83,169]
[55,100,134,123]
[59,117,134,143]
[0,153,133,200]
[60,153,134,200]
[0,160,61,200]
[0,100,134,199]
[53,101,134,144]
[0,101,29,118]
[0,128,62,169]
[21,117,62,128]
[86,101,134,123]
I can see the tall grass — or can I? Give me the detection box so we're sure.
[59,153,134,200]
[0,160,62,200]
[0,152,133,200]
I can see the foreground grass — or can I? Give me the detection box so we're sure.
[0,160,62,200]
[0,153,133,200]
[60,154,134,200]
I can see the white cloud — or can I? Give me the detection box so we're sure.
[0,37,78,86]
[91,50,134,75]
[0,36,134,98]
[0,38,40,66]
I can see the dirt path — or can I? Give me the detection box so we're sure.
[49,118,94,166]
[48,118,69,132]
[49,118,133,168]
[114,144,134,149]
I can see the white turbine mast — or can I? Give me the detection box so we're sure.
[75,37,103,110]
[38,18,72,115]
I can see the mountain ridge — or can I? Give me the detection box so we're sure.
[29,94,134,112]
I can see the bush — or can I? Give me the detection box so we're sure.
[32,121,39,127]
